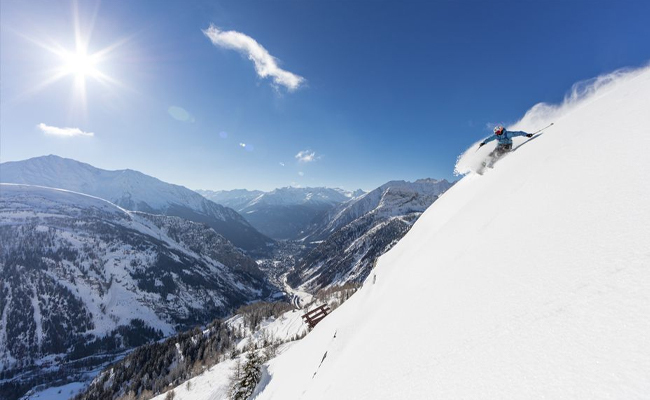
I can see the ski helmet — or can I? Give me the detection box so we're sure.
[494,125,505,135]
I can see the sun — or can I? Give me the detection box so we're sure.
[61,48,100,79]
[44,38,121,112]
[16,2,128,112]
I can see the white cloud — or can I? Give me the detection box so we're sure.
[279,162,285,167]
[298,171,305,177]
[239,143,247,148]
[202,24,305,91]
[295,150,318,163]
[38,123,94,137]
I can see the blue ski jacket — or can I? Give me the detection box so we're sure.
[483,129,530,146]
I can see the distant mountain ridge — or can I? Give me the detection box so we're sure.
[303,178,453,242]
[198,186,363,210]
[0,155,273,253]
[198,187,365,240]
[289,178,454,291]
[196,189,264,211]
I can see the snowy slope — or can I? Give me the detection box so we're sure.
[1,156,215,212]
[146,309,308,400]
[0,184,272,374]
[252,66,650,399]
[0,156,272,252]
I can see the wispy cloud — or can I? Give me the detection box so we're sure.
[202,24,305,91]
[295,150,319,163]
[279,162,285,167]
[38,123,94,137]
[239,143,247,148]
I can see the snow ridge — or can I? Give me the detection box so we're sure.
[0,156,273,251]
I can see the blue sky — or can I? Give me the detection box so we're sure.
[1,0,649,191]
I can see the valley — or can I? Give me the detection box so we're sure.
[0,158,452,400]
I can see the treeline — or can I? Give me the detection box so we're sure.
[235,301,293,331]
[75,286,362,400]
[67,319,164,361]
[74,301,294,400]
[74,318,238,400]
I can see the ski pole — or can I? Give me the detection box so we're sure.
[532,122,554,135]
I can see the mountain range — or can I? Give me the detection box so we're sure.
[0,184,275,398]
[0,156,455,399]
[0,155,273,254]
[197,187,365,240]
[288,179,454,291]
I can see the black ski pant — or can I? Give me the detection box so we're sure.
[487,144,512,167]
[490,143,512,158]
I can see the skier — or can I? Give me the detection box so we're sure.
[479,125,534,167]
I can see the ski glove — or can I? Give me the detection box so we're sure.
[479,142,486,147]
[526,134,534,138]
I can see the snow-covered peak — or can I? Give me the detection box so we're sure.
[197,187,363,212]
[1,155,212,212]
[195,189,264,211]
[246,187,355,208]
[0,155,274,251]
[307,178,454,240]
[197,187,365,240]
[346,188,367,199]
[254,66,650,399]
[378,178,452,197]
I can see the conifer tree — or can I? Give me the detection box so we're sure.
[229,345,263,400]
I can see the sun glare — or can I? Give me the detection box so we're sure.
[61,49,100,79]
[16,2,128,113]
